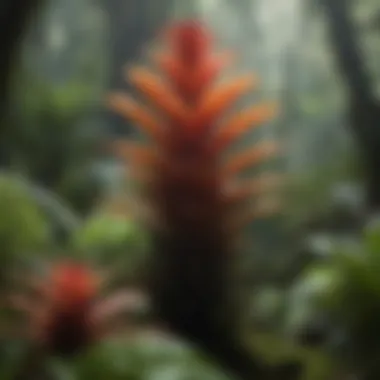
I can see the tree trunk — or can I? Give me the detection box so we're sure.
[320,0,380,213]
[0,0,43,165]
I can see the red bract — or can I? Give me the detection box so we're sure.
[37,262,98,355]
[9,260,148,356]
[108,19,281,242]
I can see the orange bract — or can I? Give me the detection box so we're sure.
[108,19,281,233]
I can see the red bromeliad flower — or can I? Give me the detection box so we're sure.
[9,260,148,356]
[107,19,282,343]
[108,20,281,235]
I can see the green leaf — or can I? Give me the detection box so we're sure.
[0,175,51,261]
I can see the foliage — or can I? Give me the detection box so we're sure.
[8,70,104,212]
[70,336,231,380]
[0,174,51,262]
[0,336,232,380]
[71,211,150,280]
[287,220,380,376]
[284,151,361,229]
[248,332,334,380]
[326,222,380,353]
[1,0,380,378]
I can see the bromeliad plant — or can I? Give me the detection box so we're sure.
[107,19,297,380]
[7,259,148,357]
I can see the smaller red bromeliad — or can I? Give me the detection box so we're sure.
[8,260,148,356]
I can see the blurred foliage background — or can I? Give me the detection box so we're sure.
[1,0,380,379]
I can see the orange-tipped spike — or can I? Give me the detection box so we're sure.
[213,103,278,152]
[112,140,155,166]
[107,93,164,144]
[127,67,187,123]
[223,141,280,178]
[193,74,257,134]
[109,20,281,229]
